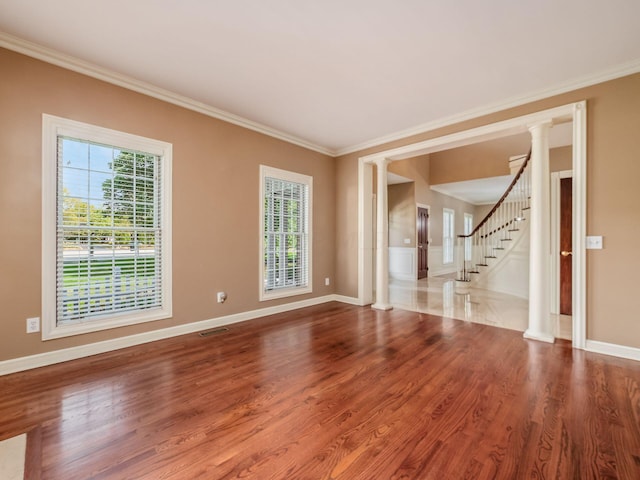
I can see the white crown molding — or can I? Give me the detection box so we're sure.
[4,31,640,161]
[336,58,640,157]
[0,31,334,157]
[0,294,361,376]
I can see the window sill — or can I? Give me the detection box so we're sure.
[259,285,312,302]
[42,307,172,340]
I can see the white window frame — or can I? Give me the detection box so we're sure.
[42,114,172,340]
[464,213,473,261]
[443,208,455,265]
[259,165,312,301]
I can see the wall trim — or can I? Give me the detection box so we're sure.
[332,295,366,306]
[360,103,577,163]
[0,294,360,376]
[4,295,638,375]
[0,31,333,157]
[2,31,639,160]
[338,59,640,156]
[586,340,640,362]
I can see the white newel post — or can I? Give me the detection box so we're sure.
[524,121,555,343]
[372,157,393,311]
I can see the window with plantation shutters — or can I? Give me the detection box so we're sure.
[42,115,172,339]
[260,166,312,300]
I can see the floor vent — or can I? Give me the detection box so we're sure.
[198,327,229,337]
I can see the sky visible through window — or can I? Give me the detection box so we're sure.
[61,138,121,203]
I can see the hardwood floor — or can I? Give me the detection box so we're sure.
[1,302,639,479]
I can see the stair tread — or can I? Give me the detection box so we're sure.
[477,263,488,267]
[485,255,497,259]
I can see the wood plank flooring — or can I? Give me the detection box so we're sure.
[1,302,639,479]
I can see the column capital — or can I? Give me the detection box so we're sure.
[528,120,553,134]
[371,156,391,168]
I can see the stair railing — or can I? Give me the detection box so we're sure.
[456,149,532,282]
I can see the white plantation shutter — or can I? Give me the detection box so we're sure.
[260,166,312,299]
[57,137,164,323]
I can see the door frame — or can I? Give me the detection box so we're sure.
[416,203,431,278]
[550,170,573,316]
[357,101,587,350]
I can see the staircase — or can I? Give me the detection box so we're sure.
[456,150,531,288]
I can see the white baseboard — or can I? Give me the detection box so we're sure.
[0,294,360,376]
[585,340,640,361]
[428,265,457,277]
[332,295,366,306]
[9,296,636,376]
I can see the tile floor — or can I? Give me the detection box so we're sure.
[388,275,572,341]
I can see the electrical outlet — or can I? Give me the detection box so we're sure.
[26,317,40,333]
[217,292,227,303]
[325,277,330,286]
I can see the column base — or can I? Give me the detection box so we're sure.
[371,303,393,311]
[523,329,555,344]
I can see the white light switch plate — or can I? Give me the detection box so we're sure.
[586,236,603,249]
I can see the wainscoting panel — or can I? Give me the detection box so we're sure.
[428,245,457,277]
[389,247,416,281]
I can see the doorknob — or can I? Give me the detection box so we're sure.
[561,251,572,257]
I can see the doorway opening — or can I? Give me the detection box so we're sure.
[551,170,574,340]
[358,102,587,349]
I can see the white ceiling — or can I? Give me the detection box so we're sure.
[387,172,413,186]
[1,1,639,154]
[431,175,515,206]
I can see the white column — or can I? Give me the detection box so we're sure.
[372,158,393,311]
[524,121,555,343]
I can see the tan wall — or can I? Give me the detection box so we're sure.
[550,145,573,172]
[470,146,573,225]
[387,155,475,247]
[388,183,416,247]
[430,138,571,185]
[0,48,336,362]
[429,134,527,184]
[424,192,475,247]
[336,72,640,349]
[473,205,493,226]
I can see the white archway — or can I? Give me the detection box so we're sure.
[357,101,587,349]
